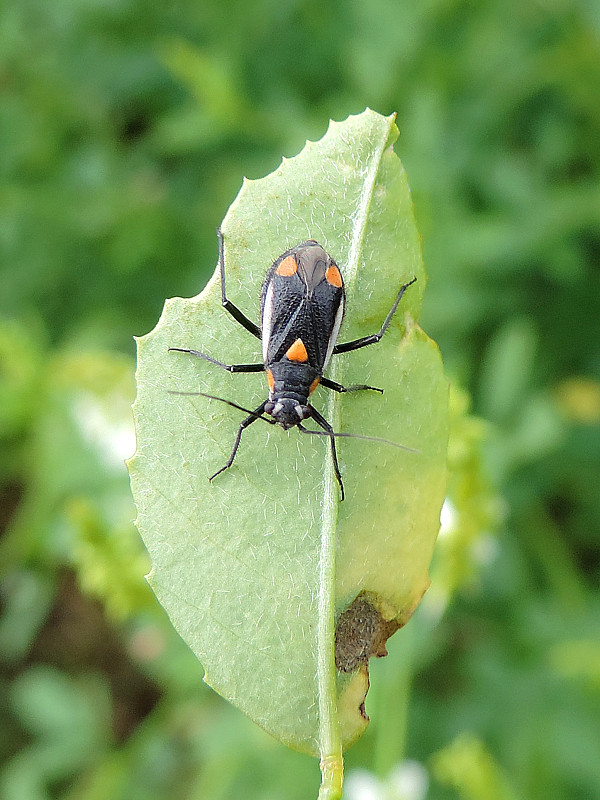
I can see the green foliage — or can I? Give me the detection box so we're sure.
[1,666,113,800]
[1,0,599,798]
[432,733,518,800]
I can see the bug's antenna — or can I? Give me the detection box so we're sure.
[168,390,276,425]
[297,425,419,453]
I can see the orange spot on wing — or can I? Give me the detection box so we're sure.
[309,377,320,394]
[266,368,275,392]
[326,264,343,287]
[276,255,298,276]
[286,338,308,363]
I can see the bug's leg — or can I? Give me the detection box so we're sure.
[320,376,383,394]
[169,347,264,373]
[308,405,345,501]
[333,276,417,355]
[168,389,276,424]
[210,401,268,482]
[217,227,262,339]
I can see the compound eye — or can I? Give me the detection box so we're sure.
[264,401,275,415]
[295,405,311,420]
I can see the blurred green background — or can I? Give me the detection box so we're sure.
[1,1,599,799]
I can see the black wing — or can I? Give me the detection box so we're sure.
[260,241,345,372]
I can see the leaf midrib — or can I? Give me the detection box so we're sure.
[316,114,396,767]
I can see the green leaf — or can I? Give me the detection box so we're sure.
[128,110,448,789]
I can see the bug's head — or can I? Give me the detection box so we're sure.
[264,398,311,430]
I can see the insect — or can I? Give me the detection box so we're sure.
[169,228,417,500]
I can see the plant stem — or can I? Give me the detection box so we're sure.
[318,753,344,800]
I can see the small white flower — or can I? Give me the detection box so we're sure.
[345,761,429,800]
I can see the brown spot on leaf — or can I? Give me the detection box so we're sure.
[334,593,402,673]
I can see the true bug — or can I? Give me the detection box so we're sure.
[169,228,416,500]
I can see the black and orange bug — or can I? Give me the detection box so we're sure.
[169,228,416,500]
